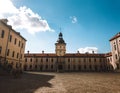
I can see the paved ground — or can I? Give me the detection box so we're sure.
[0,71,120,93]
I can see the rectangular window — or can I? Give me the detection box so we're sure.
[9,35,12,42]
[89,58,91,62]
[114,45,116,50]
[68,58,70,62]
[30,58,32,62]
[1,30,5,38]
[25,58,27,62]
[14,38,17,45]
[16,53,19,58]
[36,58,38,62]
[51,58,53,62]
[0,46,2,54]
[7,49,10,56]
[115,54,118,59]
[20,54,22,59]
[41,58,43,62]
[21,43,24,48]
[18,41,20,47]
[46,58,48,62]
[110,58,112,62]
[94,58,96,62]
[12,51,15,57]
[84,58,86,62]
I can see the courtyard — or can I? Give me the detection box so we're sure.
[0,72,120,93]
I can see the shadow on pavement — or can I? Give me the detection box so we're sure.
[0,72,55,93]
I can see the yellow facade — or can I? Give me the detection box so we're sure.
[24,32,113,72]
[109,32,120,71]
[24,53,113,72]
[0,19,26,70]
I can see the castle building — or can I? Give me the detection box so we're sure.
[0,19,26,70]
[24,32,115,72]
[109,32,120,70]
[1,18,119,72]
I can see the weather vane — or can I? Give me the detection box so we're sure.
[59,27,62,33]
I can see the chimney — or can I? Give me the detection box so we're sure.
[1,19,8,24]
[92,51,94,54]
[27,50,29,54]
[42,50,44,54]
[77,51,79,54]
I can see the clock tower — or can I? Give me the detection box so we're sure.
[55,32,66,56]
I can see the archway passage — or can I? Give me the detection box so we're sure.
[24,65,27,71]
[58,65,63,70]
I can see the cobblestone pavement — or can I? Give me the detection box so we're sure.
[0,72,120,93]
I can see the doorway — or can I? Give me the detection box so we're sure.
[58,65,63,70]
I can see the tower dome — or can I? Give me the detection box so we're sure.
[59,32,62,37]
[57,32,65,44]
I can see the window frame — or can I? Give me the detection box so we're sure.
[1,30,5,38]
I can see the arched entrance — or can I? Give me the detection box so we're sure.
[58,65,63,70]
[24,65,27,71]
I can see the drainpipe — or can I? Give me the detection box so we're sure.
[19,39,23,70]
[4,29,11,65]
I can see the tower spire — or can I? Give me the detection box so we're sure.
[55,30,66,56]
[60,27,61,32]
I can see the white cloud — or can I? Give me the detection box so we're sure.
[70,16,77,23]
[78,47,98,54]
[0,0,54,34]
[0,0,18,16]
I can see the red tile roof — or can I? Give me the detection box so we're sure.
[24,53,56,57]
[109,32,120,41]
[105,52,112,57]
[25,53,105,57]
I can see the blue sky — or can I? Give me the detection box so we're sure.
[1,0,120,53]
